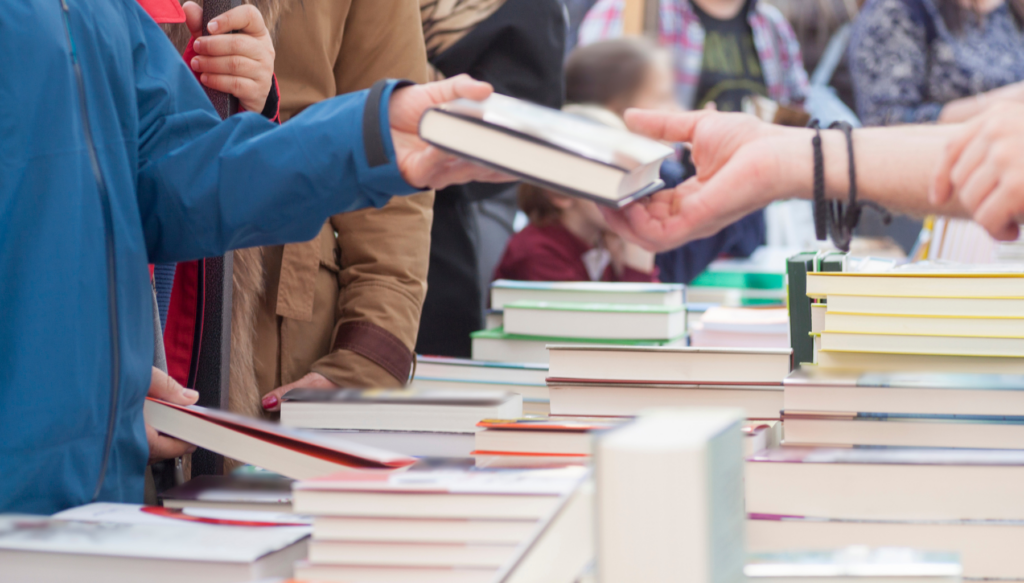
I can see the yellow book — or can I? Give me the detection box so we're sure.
[806,271,1024,299]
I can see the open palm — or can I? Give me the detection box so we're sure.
[604,109,786,252]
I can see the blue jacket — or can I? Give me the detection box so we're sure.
[1,0,417,514]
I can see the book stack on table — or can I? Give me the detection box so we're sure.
[279,388,523,459]
[545,344,791,420]
[471,280,688,365]
[782,369,1024,450]
[410,355,550,416]
[808,267,1024,373]
[291,461,589,583]
[472,416,780,467]
[690,305,790,349]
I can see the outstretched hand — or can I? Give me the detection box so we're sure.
[602,109,786,252]
[931,102,1024,241]
[389,75,513,190]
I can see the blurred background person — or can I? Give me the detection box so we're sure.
[416,0,566,358]
[493,105,660,283]
[566,37,765,283]
[850,0,1024,127]
[848,0,1024,251]
[578,0,809,113]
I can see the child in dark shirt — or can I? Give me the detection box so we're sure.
[493,141,659,283]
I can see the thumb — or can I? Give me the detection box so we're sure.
[148,367,199,406]
[182,1,203,37]
[424,74,493,106]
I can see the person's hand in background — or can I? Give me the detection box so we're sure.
[604,231,655,278]
[145,368,199,464]
[389,74,512,190]
[932,102,1024,241]
[938,81,1024,124]
[183,2,275,114]
[602,109,787,252]
[260,372,340,413]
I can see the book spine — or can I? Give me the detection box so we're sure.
[787,255,815,366]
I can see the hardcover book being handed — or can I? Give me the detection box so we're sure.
[418,94,675,207]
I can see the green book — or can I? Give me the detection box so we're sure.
[470,327,687,364]
[787,252,845,365]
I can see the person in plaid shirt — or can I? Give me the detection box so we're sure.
[578,0,809,112]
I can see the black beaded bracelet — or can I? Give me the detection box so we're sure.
[808,119,892,252]
[809,120,827,242]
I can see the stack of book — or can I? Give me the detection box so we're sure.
[690,305,789,348]
[1,502,310,583]
[472,280,687,364]
[276,388,523,459]
[782,369,1024,449]
[545,345,792,420]
[472,416,780,468]
[745,446,1024,579]
[808,267,1024,373]
[290,461,589,582]
[410,355,550,415]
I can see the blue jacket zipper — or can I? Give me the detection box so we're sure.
[59,0,122,503]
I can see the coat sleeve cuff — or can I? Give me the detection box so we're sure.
[356,79,424,203]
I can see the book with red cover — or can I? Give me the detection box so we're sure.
[144,398,416,480]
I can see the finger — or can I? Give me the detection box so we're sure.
[147,424,196,463]
[183,2,203,36]
[974,181,1023,241]
[423,74,493,105]
[957,159,1001,215]
[207,4,267,36]
[199,73,259,99]
[932,120,983,205]
[949,130,993,198]
[624,109,712,143]
[190,54,263,79]
[192,34,264,59]
[149,368,199,406]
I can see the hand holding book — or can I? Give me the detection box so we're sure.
[146,368,199,464]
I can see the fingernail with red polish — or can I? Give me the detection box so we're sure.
[262,395,278,410]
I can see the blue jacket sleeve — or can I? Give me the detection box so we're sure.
[128,7,417,264]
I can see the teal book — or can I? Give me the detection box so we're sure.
[470,327,687,364]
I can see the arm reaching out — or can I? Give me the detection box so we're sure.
[605,109,971,252]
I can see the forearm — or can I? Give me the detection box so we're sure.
[140,81,416,264]
[776,125,970,219]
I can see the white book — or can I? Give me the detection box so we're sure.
[293,464,588,520]
[295,563,496,583]
[503,300,686,340]
[596,408,746,583]
[279,388,522,434]
[547,345,793,385]
[308,539,518,568]
[548,382,783,420]
[419,94,674,207]
[745,547,961,583]
[748,515,1024,580]
[825,293,1024,317]
[1,503,308,583]
[313,516,537,544]
[490,279,685,309]
[820,332,1024,358]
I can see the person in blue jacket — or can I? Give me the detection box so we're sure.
[0,0,502,515]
